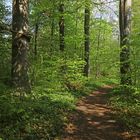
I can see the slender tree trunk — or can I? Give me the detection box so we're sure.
[59,3,65,52]
[12,0,30,92]
[34,23,38,56]
[95,24,101,78]
[84,3,90,77]
[50,0,55,55]
[74,10,78,53]
[119,0,132,85]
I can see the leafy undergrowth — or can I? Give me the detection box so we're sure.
[0,88,73,140]
[109,86,140,135]
[0,78,95,140]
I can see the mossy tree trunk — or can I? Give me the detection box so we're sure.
[119,0,132,85]
[84,1,90,77]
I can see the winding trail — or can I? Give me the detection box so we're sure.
[61,85,139,140]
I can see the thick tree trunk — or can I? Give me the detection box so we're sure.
[84,5,90,77]
[12,0,30,92]
[59,3,65,51]
[119,0,132,85]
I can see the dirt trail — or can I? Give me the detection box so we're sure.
[61,85,139,140]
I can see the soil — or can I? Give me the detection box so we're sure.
[61,85,140,140]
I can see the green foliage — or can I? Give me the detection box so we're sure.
[90,18,119,80]
[109,86,140,133]
[0,85,76,139]
[131,0,140,87]
[0,1,11,82]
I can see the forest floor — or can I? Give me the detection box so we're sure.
[60,85,140,140]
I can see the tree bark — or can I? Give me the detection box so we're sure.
[84,4,90,77]
[119,0,132,85]
[12,0,30,92]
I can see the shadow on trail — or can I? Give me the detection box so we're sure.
[62,85,129,140]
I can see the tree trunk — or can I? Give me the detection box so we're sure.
[95,21,101,78]
[119,0,132,85]
[59,3,65,51]
[12,0,30,92]
[84,4,90,77]
[50,14,54,54]
[34,23,38,56]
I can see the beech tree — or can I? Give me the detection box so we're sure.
[119,0,132,85]
[12,0,30,91]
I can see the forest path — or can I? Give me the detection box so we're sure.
[61,85,138,140]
